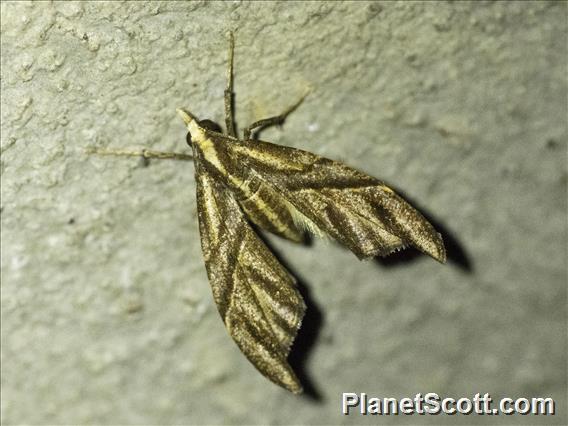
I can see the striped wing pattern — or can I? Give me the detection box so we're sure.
[194,159,305,394]
[233,140,446,262]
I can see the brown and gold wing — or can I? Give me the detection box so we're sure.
[194,159,305,394]
[232,140,446,262]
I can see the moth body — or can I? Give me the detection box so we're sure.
[96,34,446,395]
[180,111,309,243]
[173,33,446,394]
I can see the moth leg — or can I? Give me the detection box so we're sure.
[86,147,193,161]
[243,92,308,141]
[224,31,237,137]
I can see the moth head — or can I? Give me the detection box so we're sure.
[177,108,222,146]
[177,108,200,146]
[185,121,223,147]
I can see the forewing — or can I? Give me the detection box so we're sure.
[232,140,446,262]
[194,159,305,394]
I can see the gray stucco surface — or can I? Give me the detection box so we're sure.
[1,1,566,425]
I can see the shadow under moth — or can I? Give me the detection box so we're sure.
[90,32,446,394]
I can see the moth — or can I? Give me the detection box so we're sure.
[90,32,446,394]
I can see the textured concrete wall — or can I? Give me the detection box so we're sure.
[1,1,566,425]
